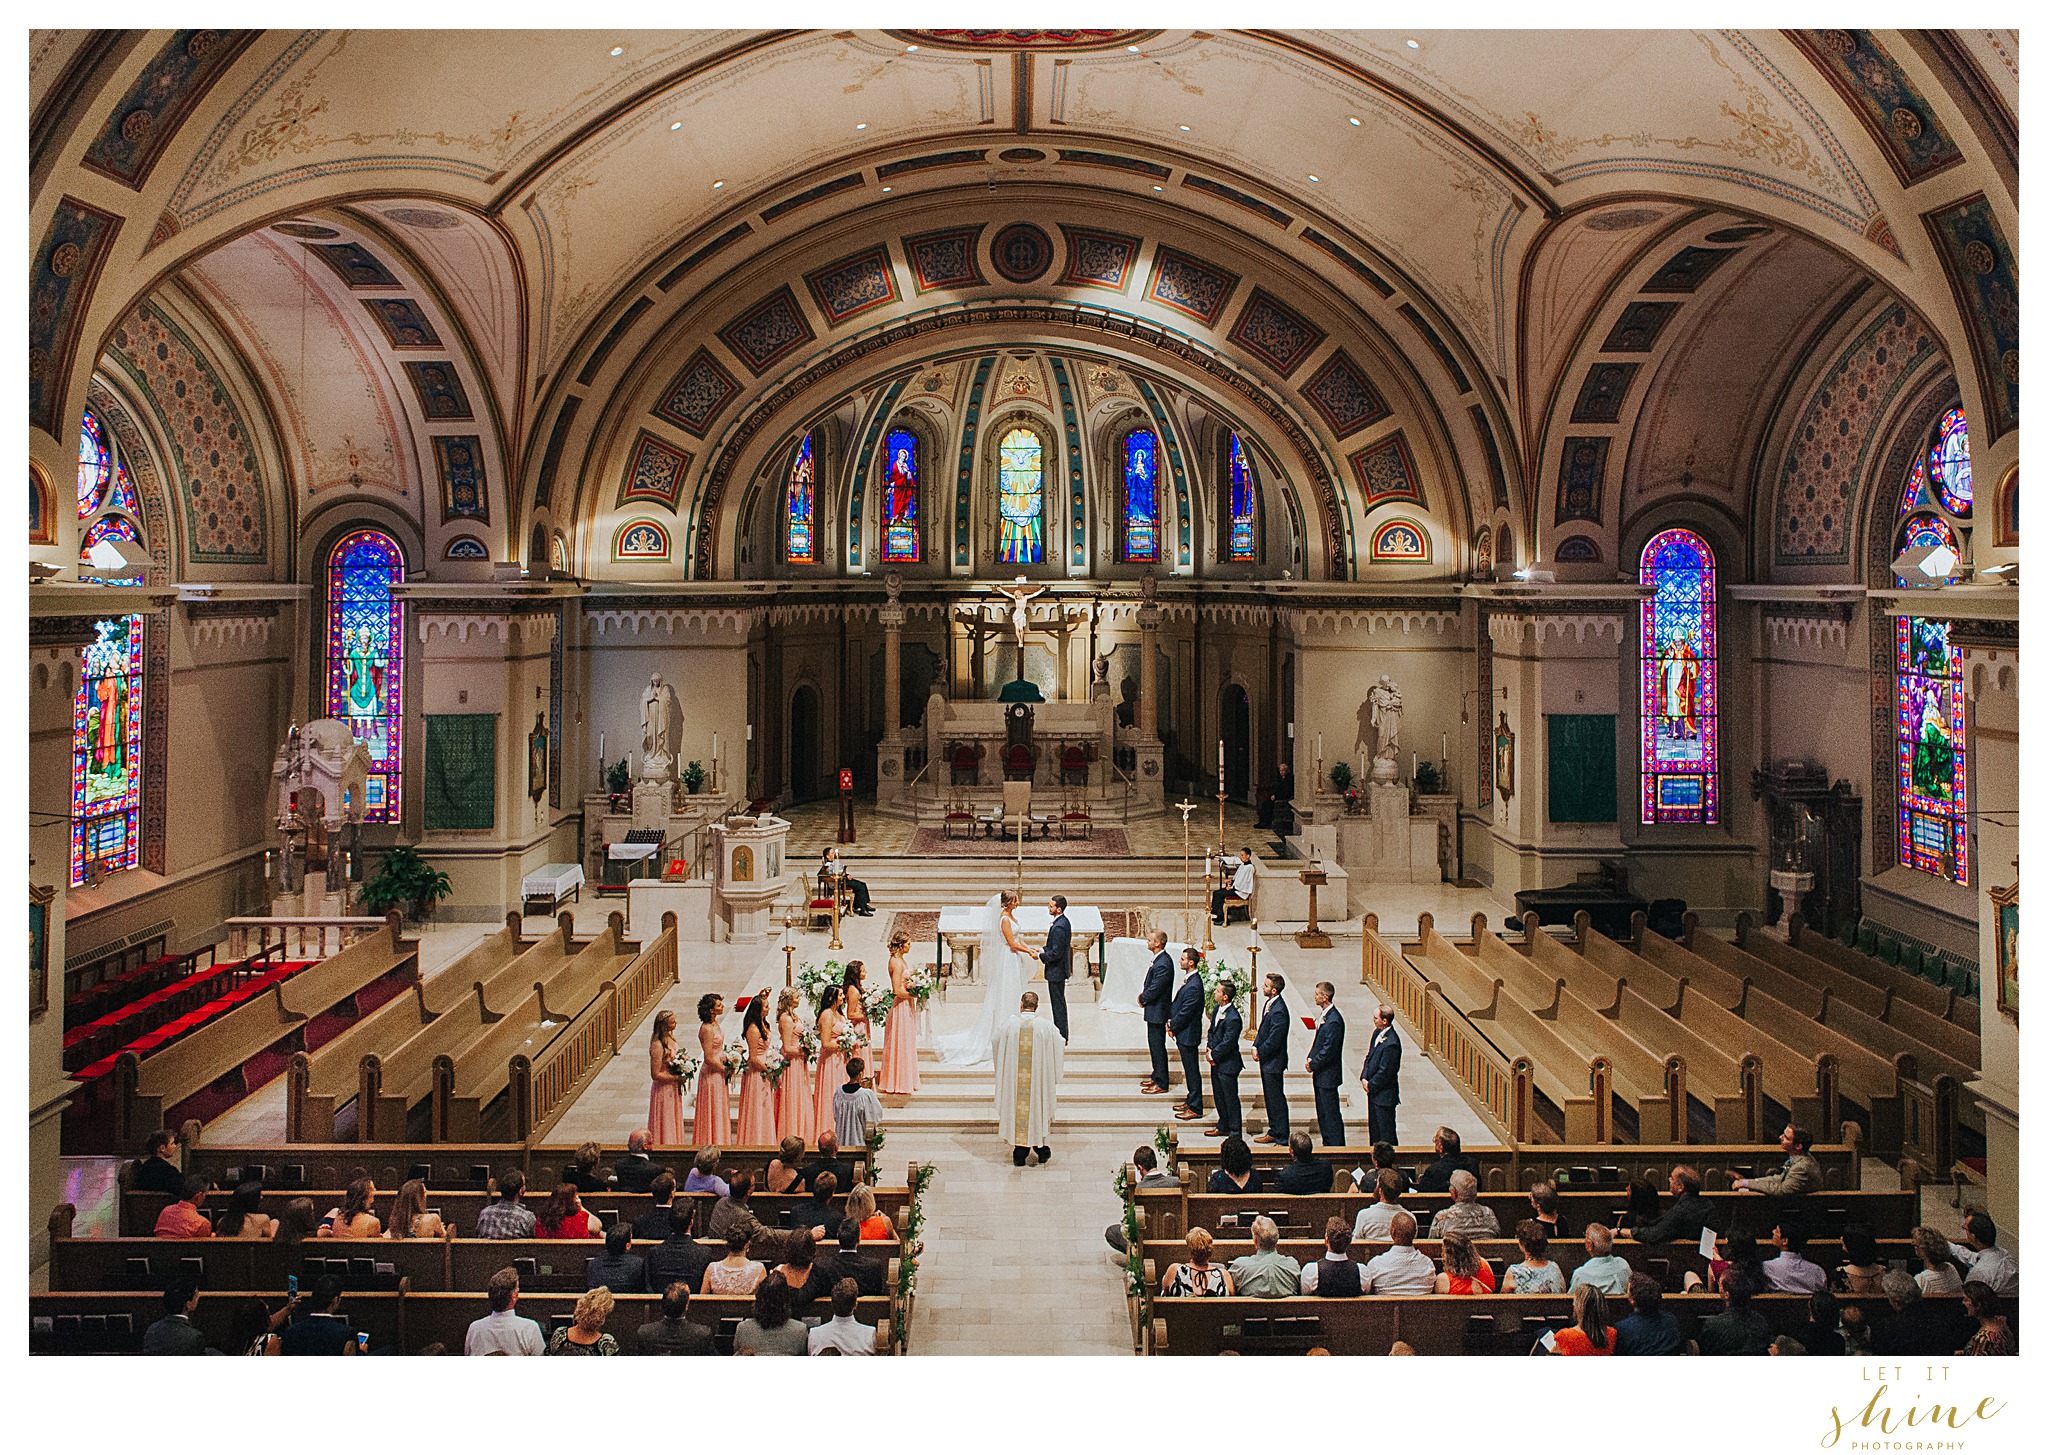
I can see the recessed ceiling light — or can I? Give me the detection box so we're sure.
[1126,44,1140,53]
[1348,116,1362,126]
[1152,185,1164,191]
[1308,174,1321,182]
[1178,124,1191,132]
[711,179,725,189]
[881,186,892,193]
[610,46,624,57]
[669,121,682,131]
[1404,37,1420,49]
[905,44,918,52]
[855,122,868,131]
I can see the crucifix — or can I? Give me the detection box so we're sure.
[993,577,1050,684]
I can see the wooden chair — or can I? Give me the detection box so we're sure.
[1002,743,1035,781]
[1060,744,1089,787]
[1219,860,1255,926]
[805,869,838,932]
[1060,797,1093,841]
[943,797,976,840]
[949,742,981,786]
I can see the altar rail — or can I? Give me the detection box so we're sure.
[223,916,391,961]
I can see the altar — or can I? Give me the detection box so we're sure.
[935,903,1108,982]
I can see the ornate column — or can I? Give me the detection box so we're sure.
[876,571,909,810]
[1138,601,1160,739]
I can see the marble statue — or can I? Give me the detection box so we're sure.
[640,672,679,778]
[1367,674,1404,784]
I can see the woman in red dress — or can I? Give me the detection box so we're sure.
[693,993,730,1146]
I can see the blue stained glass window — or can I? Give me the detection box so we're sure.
[881,427,920,562]
[106,461,140,516]
[77,411,109,518]
[1930,406,1972,516]
[1895,514,1960,586]
[71,614,144,885]
[325,530,406,823]
[1122,428,1158,562]
[1895,616,1969,884]
[1228,435,1256,561]
[786,434,816,564]
[998,427,1044,564]
[1899,459,1929,517]
[1638,528,1718,824]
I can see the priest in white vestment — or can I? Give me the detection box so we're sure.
[993,992,1064,1166]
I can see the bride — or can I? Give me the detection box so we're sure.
[934,890,1030,1066]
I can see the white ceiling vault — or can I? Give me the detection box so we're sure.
[29,27,2017,583]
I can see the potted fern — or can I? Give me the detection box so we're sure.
[680,759,707,794]
[358,846,454,922]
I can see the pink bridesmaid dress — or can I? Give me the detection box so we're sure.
[813,1013,848,1134]
[777,1017,816,1144]
[877,968,920,1095]
[735,1033,778,1144]
[693,1023,729,1146]
[648,1040,688,1144]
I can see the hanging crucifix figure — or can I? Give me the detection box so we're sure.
[993,577,1050,687]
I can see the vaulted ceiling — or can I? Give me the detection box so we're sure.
[30,28,2018,583]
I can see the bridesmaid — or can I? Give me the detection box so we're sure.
[813,985,849,1134]
[693,993,730,1146]
[876,929,920,1095]
[775,988,816,1144]
[647,1009,688,1145]
[842,962,871,1041]
[735,990,778,1144]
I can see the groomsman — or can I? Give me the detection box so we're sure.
[1170,949,1207,1122]
[1306,981,1347,1148]
[1205,980,1244,1138]
[1137,932,1175,1095]
[1251,972,1291,1143]
[1359,1004,1403,1146]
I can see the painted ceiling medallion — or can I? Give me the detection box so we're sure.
[999,147,1048,164]
[891,29,1155,51]
[989,222,1053,283]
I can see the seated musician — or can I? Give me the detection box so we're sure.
[822,847,872,916]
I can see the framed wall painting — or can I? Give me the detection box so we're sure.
[1991,880,2017,1021]
[31,882,55,1017]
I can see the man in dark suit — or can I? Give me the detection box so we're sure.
[278,1275,356,1356]
[647,1201,719,1292]
[796,1133,853,1194]
[586,1220,650,1295]
[1137,931,1175,1095]
[1170,948,1207,1121]
[1634,1165,1719,1243]
[1038,895,1073,1041]
[1305,981,1346,1147]
[1415,1126,1479,1193]
[1251,971,1290,1143]
[1358,1003,1402,1146]
[632,1174,681,1240]
[1205,980,1244,1137]
[131,1129,186,1197]
[142,1281,211,1355]
[611,1129,666,1193]
[823,1217,889,1297]
[633,1282,717,1355]
[1273,1131,1334,1194]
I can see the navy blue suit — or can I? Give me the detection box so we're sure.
[1039,912,1072,1041]
[1360,1024,1403,1145]
[1208,1003,1244,1135]
[1139,950,1174,1089]
[1305,1006,1347,1147]
[1254,995,1290,1139]
[1169,971,1207,1114]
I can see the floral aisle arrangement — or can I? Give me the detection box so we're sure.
[1111,1164,1147,1303]
[665,1047,700,1094]
[794,960,845,1016]
[893,1161,936,1350]
[1196,955,1251,1006]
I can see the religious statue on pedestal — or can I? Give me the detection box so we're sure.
[1366,674,1404,785]
[640,672,679,780]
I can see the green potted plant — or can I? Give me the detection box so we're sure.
[358,845,454,922]
[680,759,707,794]
[1329,760,1354,793]
[605,757,630,807]
[1415,761,1443,795]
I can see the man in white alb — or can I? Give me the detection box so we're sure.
[993,992,1064,1167]
[1210,846,1256,923]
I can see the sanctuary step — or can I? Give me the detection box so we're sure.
[818,855,1230,911]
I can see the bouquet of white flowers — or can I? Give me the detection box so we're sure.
[797,1027,821,1065]
[795,959,844,1017]
[863,984,893,1028]
[720,1040,747,1081]
[842,1023,871,1055]
[904,964,936,1008]
[760,1048,788,1087]
[665,1048,700,1093]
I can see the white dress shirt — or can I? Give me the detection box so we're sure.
[807,1313,877,1355]
[1352,1201,1402,1241]
[1359,1244,1436,1294]
[1951,1242,2018,1295]
[464,1308,545,1356]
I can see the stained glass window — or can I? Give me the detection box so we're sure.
[786,433,816,564]
[881,427,920,563]
[78,514,142,581]
[997,426,1044,564]
[1122,428,1159,563]
[1228,434,1257,561]
[72,615,144,885]
[1929,406,1972,516]
[325,529,406,823]
[106,462,140,517]
[77,411,109,518]
[1895,514,1960,586]
[1895,616,1970,883]
[1638,528,1718,823]
[1899,458,1929,517]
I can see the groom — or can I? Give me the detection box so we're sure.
[1038,894,1072,1042]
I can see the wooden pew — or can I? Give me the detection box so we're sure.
[1787,915,1968,1023]
[473,912,592,1014]
[517,918,679,1144]
[111,916,419,1146]
[399,1291,895,1354]
[29,1288,408,1355]
[1360,915,1527,1145]
[1739,914,1979,1068]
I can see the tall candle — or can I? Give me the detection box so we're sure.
[1218,738,1225,780]
[599,732,606,765]
[1441,732,1448,769]
[1315,732,1322,762]
[1410,751,1417,780]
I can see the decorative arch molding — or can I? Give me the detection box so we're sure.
[299,496,427,587]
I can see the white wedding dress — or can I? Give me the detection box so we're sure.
[934,894,1028,1066]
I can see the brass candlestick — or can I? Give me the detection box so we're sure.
[1175,799,1198,945]
[1201,853,1216,953]
[1246,920,1260,1043]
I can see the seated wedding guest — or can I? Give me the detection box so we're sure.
[142,1281,210,1355]
[843,1183,893,1241]
[1697,1267,1772,1356]
[1527,1180,1568,1239]
[383,1178,445,1241]
[1632,1165,1715,1244]
[1351,1142,1412,1196]
[1272,1132,1334,1194]
[648,1201,719,1293]
[778,1230,830,1311]
[131,1130,187,1197]
[1763,1218,1829,1294]
[1912,1226,1965,1296]
[1613,1274,1682,1355]
[1839,1304,1872,1356]
[734,1271,812,1355]
[1159,1226,1232,1296]
[833,1057,884,1149]
[475,1170,536,1239]
[1697,1232,1764,1295]
[271,1197,320,1247]
[1833,1223,1887,1294]
[1548,1285,1617,1356]
[1866,1271,1965,1356]
[1616,1177,1664,1238]
[797,1171,841,1241]
[1228,1215,1302,1298]
[825,1218,889,1298]
[1351,1169,1407,1241]
[1949,1208,2018,1295]
[278,1275,356,1356]
[216,1181,274,1239]
[764,1136,807,1194]
[547,1286,619,1355]
[1433,1230,1497,1295]
[588,1221,649,1295]
[702,1227,767,1295]
[534,1183,597,1240]
[611,1129,666,1193]
[684,1148,730,1199]
[1770,1334,1807,1355]
[706,1171,764,1244]
[1300,1217,1361,1296]
[1359,1211,1436,1294]
[1569,1223,1632,1296]
[1731,1124,1821,1196]
[633,1282,716,1355]
[821,846,872,916]
[154,1174,214,1238]
[465,1267,544,1356]
[797,1132,854,1194]
[228,1292,298,1356]
[1502,1220,1565,1294]
[1207,1135,1264,1194]
[808,1278,877,1355]
[562,1141,608,1193]
[318,1177,382,1240]
[633,1174,681,1240]
[1431,1169,1501,1239]
[1415,1127,1477,1193]
[1961,1281,2015,1355]
[1106,1145,1179,1253]
[1801,1288,1846,1356]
